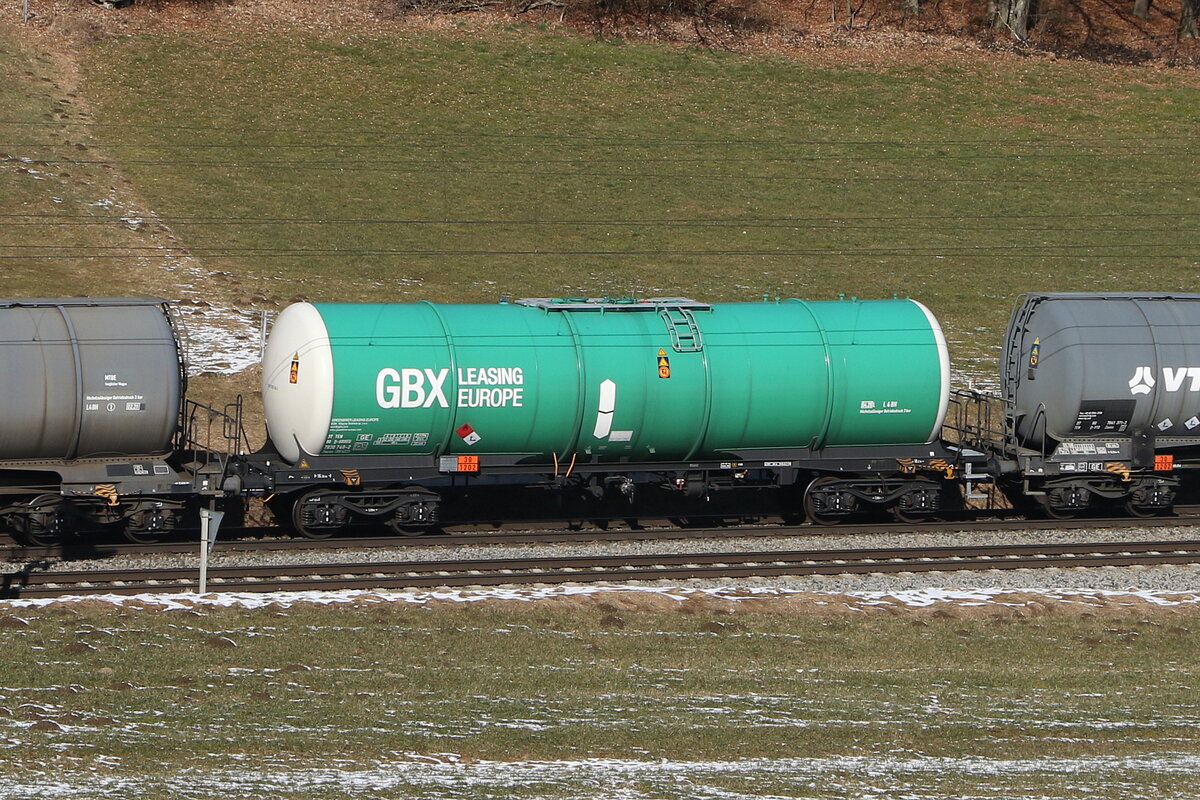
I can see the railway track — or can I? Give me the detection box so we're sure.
[5,509,1200,563]
[6,539,1200,599]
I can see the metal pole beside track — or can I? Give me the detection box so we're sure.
[198,505,225,594]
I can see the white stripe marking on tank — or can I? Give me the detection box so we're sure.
[593,379,617,439]
[912,300,951,444]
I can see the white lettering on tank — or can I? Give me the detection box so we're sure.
[458,387,524,407]
[1163,367,1200,392]
[401,368,426,407]
[422,368,449,408]
[1133,366,1200,396]
[376,368,450,409]
[377,368,402,408]
[378,367,529,409]
[457,367,525,385]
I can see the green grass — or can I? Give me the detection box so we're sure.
[0,27,176,298]
[4,26,1200,797]
[3,600,1200,798]
[1,25,1182,374]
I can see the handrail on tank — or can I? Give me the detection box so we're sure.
[177,396,248,490]
[945,388,1014,454]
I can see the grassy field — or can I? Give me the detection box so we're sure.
[3,594,1200,799]
[4,20,1200,798]
[3,22,1199,377]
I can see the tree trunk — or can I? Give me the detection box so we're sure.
[991,0,1034,39]
[1181,0,1200,37]
[989,0,1008,31]
[1132,0,1151,19]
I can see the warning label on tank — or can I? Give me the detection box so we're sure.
[456,423,482,445]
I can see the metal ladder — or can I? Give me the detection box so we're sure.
[661,308,704,352]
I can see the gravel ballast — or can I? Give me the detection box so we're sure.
[9,523,1200,595]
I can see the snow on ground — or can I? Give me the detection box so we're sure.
[5,753,1200,800]
[173,297,264,376]
[4,585,1200,612]
[155,247,265,376]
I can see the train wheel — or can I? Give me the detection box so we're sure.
[891,505,932,524]
[1036,496,1079,520]
[1123,484,1173,518]
[803,477,852,525]
[1124,499,1168,518]
[11,494,69,546]
[290,489,343,540]
[890,485,940,524]
[10,526,59,547]
[122,508,173,544]
[385,490,441,537]
[122,526,163,545]
[386,518,431,537]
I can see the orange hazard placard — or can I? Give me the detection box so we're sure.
[457,455,480,472]
[1155,454,1174,471]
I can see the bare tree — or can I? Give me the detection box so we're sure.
[1182,0,1200,36]
[844,0,868,28]
[990,0,1035,39]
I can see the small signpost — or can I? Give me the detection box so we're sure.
[198,505,225,594]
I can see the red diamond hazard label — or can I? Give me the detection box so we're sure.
[456,423,481,446]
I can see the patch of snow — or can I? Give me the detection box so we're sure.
[3,585,1199,612]
[4,753,1200,799]
[175,301,263,376]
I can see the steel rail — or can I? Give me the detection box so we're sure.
[5,509,1200,563]
[7,539,1200,598]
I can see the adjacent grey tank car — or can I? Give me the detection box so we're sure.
[0,298,183,460]
[0,298,230,545]
[1004,293,1200,449]
[963,292,1200,518]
